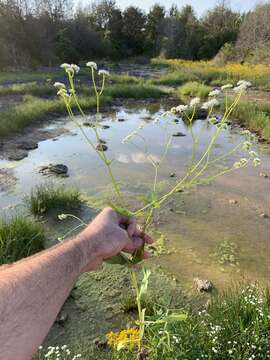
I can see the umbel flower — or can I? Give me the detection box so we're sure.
[190,97,200,107]
[60,63,80,74]
[201,98,219,109]
[54,82,65,89]
[86,61,98,70]
[98,69,110,77]
[208,89,221,97]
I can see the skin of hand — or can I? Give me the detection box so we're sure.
[0,207,154,360]
[78,207,154,272]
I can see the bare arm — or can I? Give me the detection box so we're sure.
[0,208,153,360]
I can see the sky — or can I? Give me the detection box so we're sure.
[76,0,263,16]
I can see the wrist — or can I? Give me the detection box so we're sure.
[73,226,104,273]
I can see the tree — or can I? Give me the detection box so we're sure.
[145,4,165,56]
[199,2,241,59]
[122,6,146,56]
[234,3,270,63]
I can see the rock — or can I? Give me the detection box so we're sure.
[172,132,186,137]
[136,349,149,360]
[55,313,68,326]
[229,199,238,205]
[93,337,107,348]
[8,151,28,161]
[143,116,152,121]
[260,213,269,219]
[49,164,68,175]
[195,108,208,120]
[118,118,125,122]
[260,172,268,178]
[83,122,95,127]
[102,125,110,129]
[194,278,213,292]
[96,144,108,151]
[40,164,68,176]
[16,141,38,151]
[169,173,176,178]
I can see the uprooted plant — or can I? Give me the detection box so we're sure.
[54,63,261,355]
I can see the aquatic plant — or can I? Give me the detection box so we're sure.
[29,184,82,215]
[0,216,45,265]
[55,61,261,355]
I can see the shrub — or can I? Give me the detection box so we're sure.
[29,184,82,215]
[0,217,45,265]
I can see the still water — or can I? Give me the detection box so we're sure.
[1,99,270,290]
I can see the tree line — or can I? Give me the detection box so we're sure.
[0,0,268,69]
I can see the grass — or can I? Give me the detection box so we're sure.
[0,82,55,97]
[109,74,141,84]
[29,184,82,215]
[178,81,211,98]
[0,82,165,136]
[106,83,166,99]
[148,71,198,86]
[220,98,270,141]
[0,216,45,265]
[0,71,57,84]
[37,283,270,360]
[152,58,270,89]
[142,284,270,360]
[0,95,112,136]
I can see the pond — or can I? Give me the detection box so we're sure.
[1,99,270,289]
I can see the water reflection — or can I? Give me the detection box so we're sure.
[0,99,270,289]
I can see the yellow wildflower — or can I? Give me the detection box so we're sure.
[106,328,140,351]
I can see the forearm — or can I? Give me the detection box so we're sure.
[0,232,100,360]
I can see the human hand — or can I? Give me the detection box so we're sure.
[77,207,154,272]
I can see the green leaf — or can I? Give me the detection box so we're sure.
[105,253,132,265]
[109,203,133,218]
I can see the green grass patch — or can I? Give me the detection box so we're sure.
[178,81,211,98]
[220,98,270,141]
[0,82,55,97]
[0,71,57,84]
[0,216,45,265]
[142,284,270,359]
[29,184,82,215]
[106,84,165,99]
[109,74,141,85]
[149,71,198,86]
[0,95,112,136]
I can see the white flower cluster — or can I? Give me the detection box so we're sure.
[60,63,80,74]
[208,89,221,97]
[86,61,110,76]
[40,345,82,359]
[86,61,97,70]
[98,69,110,77]
[202,98,219,109]
[233,80,252,93]
[170,97,200,116]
